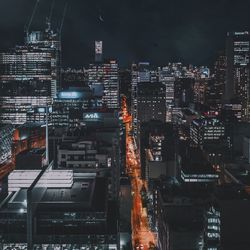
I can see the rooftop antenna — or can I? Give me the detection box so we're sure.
[25,0,41,35]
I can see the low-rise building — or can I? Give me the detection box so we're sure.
[0,165,119,250]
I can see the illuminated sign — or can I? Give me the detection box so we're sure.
[234,31,249,35]
[59,91,80,99]
[37,107,45,113]
[84,113,99,119]
[37,107,52,113]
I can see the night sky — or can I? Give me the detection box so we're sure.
[0,0,250,67]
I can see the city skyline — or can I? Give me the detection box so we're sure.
[1,0,250,67]
[1,1,250,250]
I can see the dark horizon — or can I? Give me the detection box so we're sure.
[1,0,250,68]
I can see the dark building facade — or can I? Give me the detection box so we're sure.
[174,78,194,108]
[136,82,166,138]
[140,121,176,180]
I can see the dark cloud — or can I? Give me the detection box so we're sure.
[0,0,250,67]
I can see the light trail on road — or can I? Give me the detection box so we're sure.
[122,96,156,250]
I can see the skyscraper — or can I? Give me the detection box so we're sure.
[95,40,103,62]
[131,62,155,137]
[174,77,194,107]
[88,60,119,109]
[214,52,226,104]
[0,22,61,125]
[159,67,175,122]
[225,31,250,121]
[136,82,166,138]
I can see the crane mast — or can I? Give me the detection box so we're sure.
[25,0,41,35]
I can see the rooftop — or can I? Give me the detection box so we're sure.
[1,177,107,214]
[179,143,216,175]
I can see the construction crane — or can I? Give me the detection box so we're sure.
[59,1,68,38]
[25,0,68,38]
[48,0,56,24]
[25,0,41,35]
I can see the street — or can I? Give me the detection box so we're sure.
[122,96,156,250]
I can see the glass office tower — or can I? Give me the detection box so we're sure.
[0,22,61,125]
